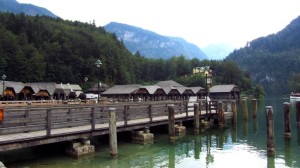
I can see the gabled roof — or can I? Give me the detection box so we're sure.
[209,84,239,93]
[4,81,25,93]
[26,82,57,95]
[156,80,184,87]
[102,84,141,95]
[155,80,184,94]
[189,87,205,94]
[141,85,165,95]
[175,86,193,94]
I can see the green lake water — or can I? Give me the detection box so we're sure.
[3,97,300,168]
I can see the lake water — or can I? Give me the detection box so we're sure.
[3,97,300,168]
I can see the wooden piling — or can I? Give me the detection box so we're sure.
[283,102,291,138]
[109,107,118,158]
[242,99,248,120]
[265,106,275,156]
[231,100,237,123]
[296,101,300,126]
[218,101,224,127]
[168,104,176,141]
[252,99,257,117]
[194,103,200,134]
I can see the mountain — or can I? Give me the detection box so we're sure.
[0,0,57,18]
[202,43,235,60]
[104,22,207,60]
[225,15,300,95]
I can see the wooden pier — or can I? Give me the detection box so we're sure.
[0,100,233,152]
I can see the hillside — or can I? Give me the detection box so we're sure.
[104,22,207,60]
[226,15,300,95]
[0,0,57,17]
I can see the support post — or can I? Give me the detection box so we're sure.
[252,99,257,117]
[296,101,300,126]
[283,102,291,138]
[194,103,200,134]
[218,101,224,127]
[231,100,237,124]
[168,104,176,141]
[242,99,248,120]
[109,108,118,158]
[266,106,275,156]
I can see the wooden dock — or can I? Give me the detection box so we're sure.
[0,100,233,151]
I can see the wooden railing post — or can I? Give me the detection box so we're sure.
[24,109,29,130]
[148,105,153,122]
[91,107,96,131]
[194,103,200,134]
[124,106,128,126]
[109,107,118,158]
[185,102,189,117]
[168,104,176,141]
[46,108,52,137]
[67,108,72,127]
[283,102,291,138]
[265,106,275,156]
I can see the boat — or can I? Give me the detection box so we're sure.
[290,92,300,99]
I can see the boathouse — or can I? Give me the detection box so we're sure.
[86,82,109,95]
[209,84,240,100]
[156,80,186,100]
[189,87,206,99]
[59,83,83,99]
[0,81,26,100]
[101,84,141,101]
[27,82,59,100]
[139,85,166,101]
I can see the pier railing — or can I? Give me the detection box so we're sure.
[0,100,231,151]
[0,101,196,138]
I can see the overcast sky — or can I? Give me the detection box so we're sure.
[17,0,300,49]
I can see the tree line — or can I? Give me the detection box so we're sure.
[0,13,262,97]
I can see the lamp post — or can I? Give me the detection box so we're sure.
[84,76,88,82]
[95,60,102,102]
[2,74,6,101]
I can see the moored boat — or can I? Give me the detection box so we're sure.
[290,92,300,99]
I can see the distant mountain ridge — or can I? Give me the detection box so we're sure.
[104,22,207,60]
[203,43,235,60]
[0,0,57,17]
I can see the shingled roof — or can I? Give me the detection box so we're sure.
[156,80,183,87]
[209,84,239,93]
[141,85,165,95]
[102,84,141,95]
[4,81,25,93]
[189,87,205,94]
[26,82,58,95]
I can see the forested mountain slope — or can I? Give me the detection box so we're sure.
[0,13,253,93]
[226,15,300,95]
